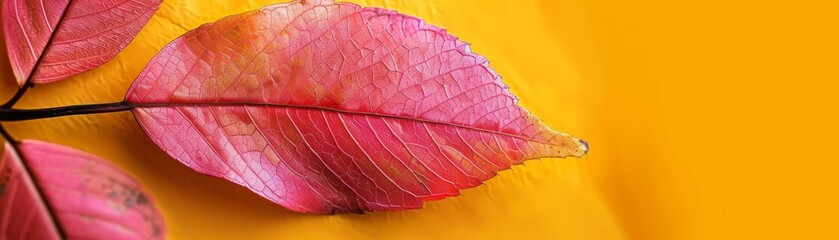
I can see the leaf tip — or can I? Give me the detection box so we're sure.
[576,138,589,156]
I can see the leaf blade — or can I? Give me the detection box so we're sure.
[0,140,166,239]
[2,0,162,85]
[127,0,587,213]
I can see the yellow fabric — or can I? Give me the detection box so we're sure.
[1,0,836,239]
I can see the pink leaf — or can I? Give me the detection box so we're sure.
[0,140,165,239]
[126,0,587,213]
[3,0,162,85]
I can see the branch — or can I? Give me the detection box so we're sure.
[0,102,134,121]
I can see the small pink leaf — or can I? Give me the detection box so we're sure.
[0,140,165,239]
[3,0,162,85]
[126,0,587,213]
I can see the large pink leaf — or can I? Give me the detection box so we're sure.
[0,140,165,239]
[126,0,588,213]
[3,0,162,85]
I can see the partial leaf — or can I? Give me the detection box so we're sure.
[3,0,163,85]
[0,140,165,239]
[0,142,58,239]
[126,0,588,213]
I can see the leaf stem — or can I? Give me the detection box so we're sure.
[0,123,17,143]
[1,81,33,109]
[0,102,134,121]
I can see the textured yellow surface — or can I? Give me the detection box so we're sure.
[1,0,836,239]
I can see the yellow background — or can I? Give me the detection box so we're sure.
[1,0,837,239]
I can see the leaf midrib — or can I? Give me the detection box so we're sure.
[129,101,555,146]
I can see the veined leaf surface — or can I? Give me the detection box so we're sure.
[3,0,162,85]
[126,0,587,213]
[0,141,165,239]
